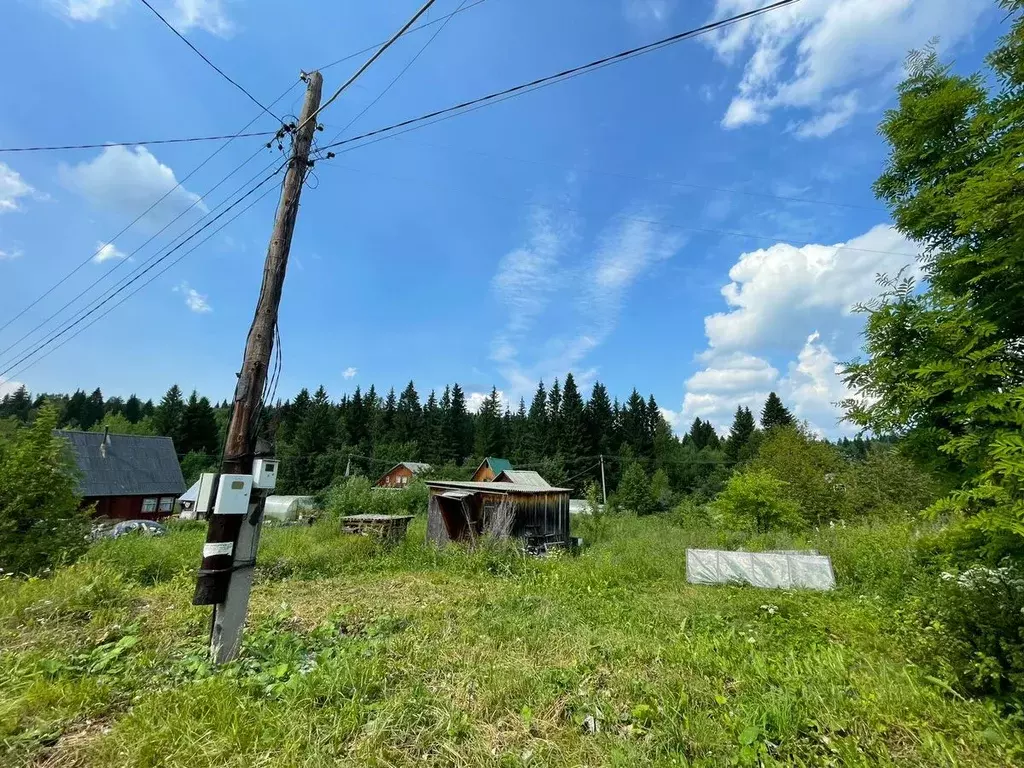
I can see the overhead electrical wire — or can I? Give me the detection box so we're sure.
[314,0,490,72]
[0,79,302,337]
[295,0,441,135]
[4,181,281,382]
[323,0,472,146]
[135,0,283,123]
[3,0,457,374]
[315,0,802,157]
[0,149,285,367]
[0,167,285,381]
[0,131,277,154]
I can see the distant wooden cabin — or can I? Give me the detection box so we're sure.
[375,461,431,488]
[426,478,571,551]
[56,429,186,520]
[471,457,512,482]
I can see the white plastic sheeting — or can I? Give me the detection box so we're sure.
[263,495,315,522]
[686,549,836,591]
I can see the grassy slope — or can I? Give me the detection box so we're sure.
[1,517,1021,767]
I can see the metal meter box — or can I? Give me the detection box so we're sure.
[214,474,252,515]
[196,473,219,516]
[252,458,279,490]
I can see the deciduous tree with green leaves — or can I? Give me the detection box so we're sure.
[0,406,89,574]
[843,4,1024,550]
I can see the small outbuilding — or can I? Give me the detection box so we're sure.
[471,456,513,482]
[56,429,186,520]
[375,461,431,488]
[426,479,571,551]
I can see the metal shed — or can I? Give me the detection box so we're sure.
[425,480,572,551]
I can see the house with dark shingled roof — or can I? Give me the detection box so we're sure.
[55,429,186,520]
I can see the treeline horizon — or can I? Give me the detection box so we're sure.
[0,377,878,495]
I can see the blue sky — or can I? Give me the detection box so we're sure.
[0,0,1004,435]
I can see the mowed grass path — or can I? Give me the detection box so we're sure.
[2,517,1021,766]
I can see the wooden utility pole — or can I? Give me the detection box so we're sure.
[600,454,607,507]
[193,71,323,664]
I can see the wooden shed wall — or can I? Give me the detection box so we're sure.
[426,489,571,546]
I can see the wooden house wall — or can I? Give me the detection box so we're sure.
[376,465,415,488]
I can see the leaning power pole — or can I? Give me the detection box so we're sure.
[193,71,323,664]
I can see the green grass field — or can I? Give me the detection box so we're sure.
[2,516,1022,767]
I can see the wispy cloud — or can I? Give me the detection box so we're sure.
[174,281,212,313]
[342,367,358,380]
[490,206,684,400]
[0,247,23,261]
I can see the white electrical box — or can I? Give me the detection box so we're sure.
[252,458,279,490]
[196,473,219,516]
[214,474,252,515]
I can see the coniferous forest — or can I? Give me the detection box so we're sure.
[0,374,875,499]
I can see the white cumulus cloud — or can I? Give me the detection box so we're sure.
[60,145,206,232]
[0,162,35,213]
[342,367,358,380]
[57,0,234,35]
[678,224,920,436]
[466,390,507,414]
[174,281,211,313]
[708,0,991,136]
[0,377,25,399]
[93,241,127,263]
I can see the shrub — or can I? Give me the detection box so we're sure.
[615,462,655,516]
[750,426,845,527]
[841,445,940,521]
[669,496,712,529]
[0,406,90,575]
[321,476,429,520]
[914,561,1024,707]
[710,469,802,533]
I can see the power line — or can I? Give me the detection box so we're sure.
[296,0,441,134]
[316,0,801,156]
[5,182,280,383]
[323,0,473,146]
[0,149,282,367]
[0,80,301,337]
[0,168,285,380]
[314,0,490,72]
[0,131,277,154]
[135,0,283,124]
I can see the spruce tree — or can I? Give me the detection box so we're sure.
[422,390,443,464]
[560,372,586,462]
[446,384,472,464]
[547,378,563,455]
[584,382,614,457]
[527,380,548,459]
[474,387,504,458]
[153,385,185,446]
[761,391,794,430]
[395,381,422,444]
[725,406,757,462]
[180,391,220,456]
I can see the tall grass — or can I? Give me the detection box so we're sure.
[2,516,1022,767]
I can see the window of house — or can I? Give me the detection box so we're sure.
[399,476,407,485]
[158,497,174,513]
[141,497,158,513]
